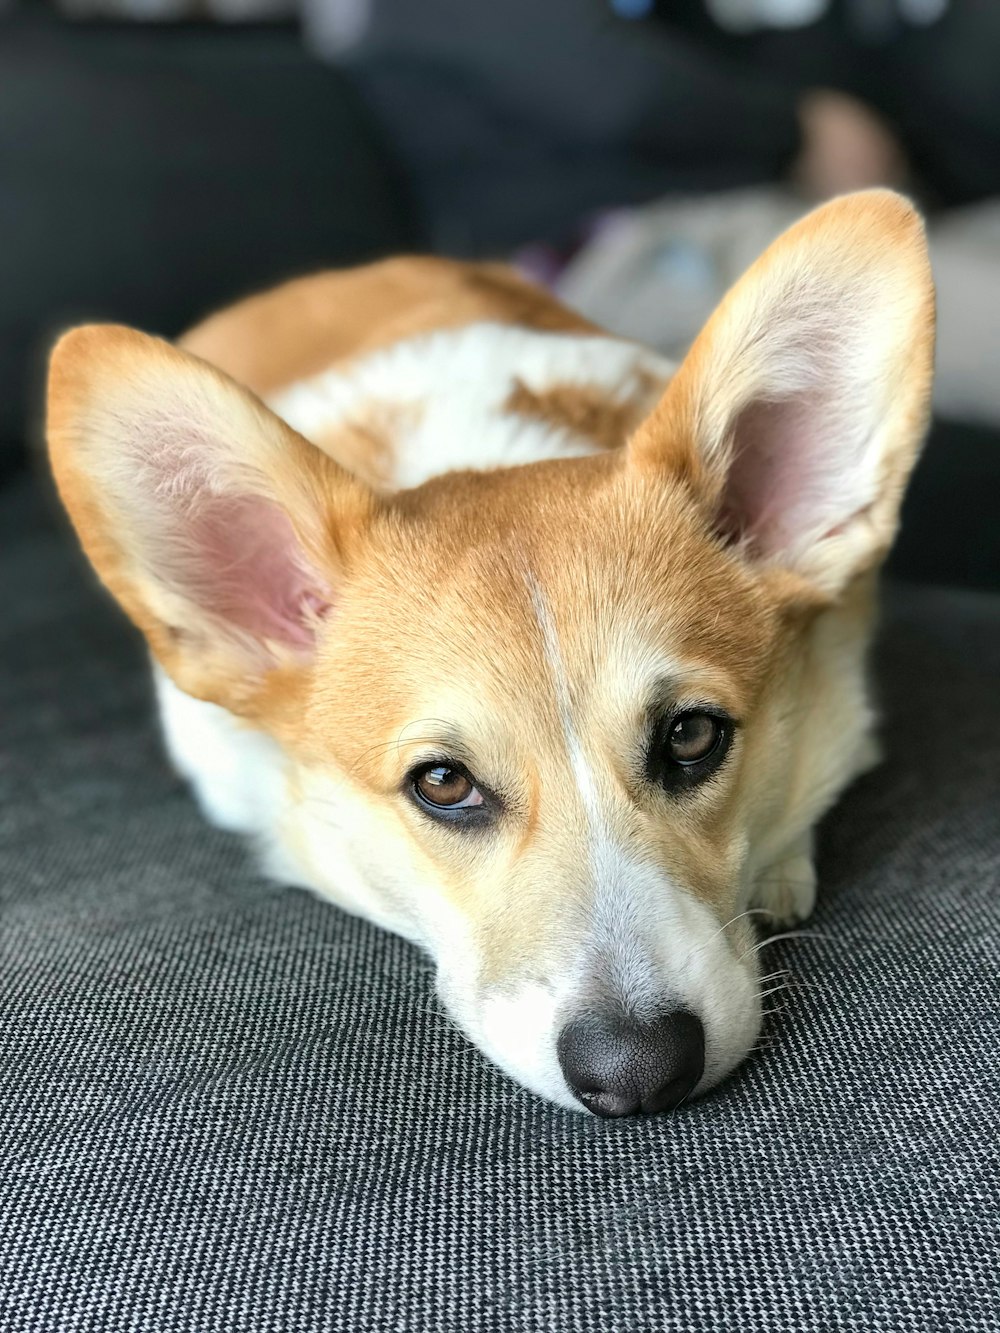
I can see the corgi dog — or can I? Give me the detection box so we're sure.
[47,191,934,1117]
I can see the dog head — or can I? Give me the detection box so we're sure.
[48,192,934,1114]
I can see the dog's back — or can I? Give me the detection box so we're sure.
[181,258,673,491]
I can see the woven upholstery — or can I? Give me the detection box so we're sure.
[2,477,998,1332]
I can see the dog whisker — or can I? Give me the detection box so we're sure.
[347,725,456,780]
[686,907,775,964]
[757,983,797,1000]
[739,929,832,962]
[295,721,459,787]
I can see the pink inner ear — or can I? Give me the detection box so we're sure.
[718,394,872,559]
[184,494,330,649]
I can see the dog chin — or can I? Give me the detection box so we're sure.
[435,977,581,1112]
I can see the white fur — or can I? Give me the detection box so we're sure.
[266,323,672,489]
[154,664,286,835]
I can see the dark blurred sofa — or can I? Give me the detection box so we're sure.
[1,14,998,1333]
[0,13,420,479]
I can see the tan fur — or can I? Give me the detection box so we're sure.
[313,402,424,492]
[503,377,661,452]
[181,256,600,400]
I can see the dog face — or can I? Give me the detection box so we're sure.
[48,192,934,1114]
[287,460,783,1110]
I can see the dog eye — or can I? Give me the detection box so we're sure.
[667,712,722,765]
[648,709,731,794]
[412,764,485,812]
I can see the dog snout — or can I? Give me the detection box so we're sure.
[557,1008,705,1117]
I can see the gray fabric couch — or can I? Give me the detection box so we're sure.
[2,470,998,1332]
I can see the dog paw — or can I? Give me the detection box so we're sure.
[751,849,817,928]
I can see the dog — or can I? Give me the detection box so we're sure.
[46,190,934,1117]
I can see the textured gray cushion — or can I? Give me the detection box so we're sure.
[2,475,998,1333]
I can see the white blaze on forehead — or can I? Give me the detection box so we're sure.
[527,572,602,822]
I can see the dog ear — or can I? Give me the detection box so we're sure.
[48,325,378,716]
[630,190,935,596]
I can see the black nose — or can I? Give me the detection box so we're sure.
[557,1009,705,1117]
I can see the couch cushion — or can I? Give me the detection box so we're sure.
[1,475,997,1332]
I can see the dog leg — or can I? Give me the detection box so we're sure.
[750,833,817,928]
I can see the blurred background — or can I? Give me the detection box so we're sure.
[1,0,998,586]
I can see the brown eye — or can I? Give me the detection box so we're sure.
[648,708,731,795]
[667,712,723,765]
[413,764,484,810]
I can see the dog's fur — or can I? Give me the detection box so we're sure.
[46,191,934,1111]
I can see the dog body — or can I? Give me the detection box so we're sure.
[47,194,935,1115]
